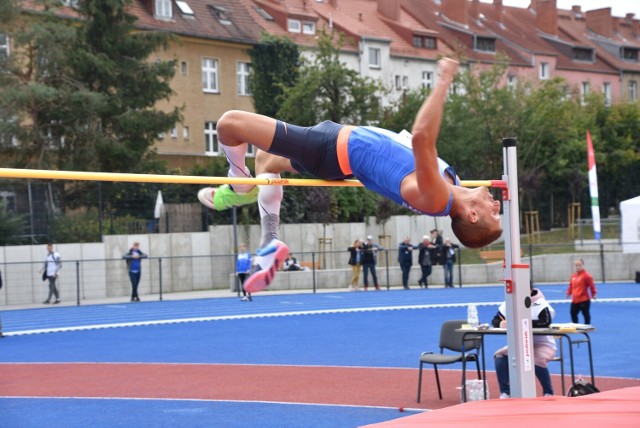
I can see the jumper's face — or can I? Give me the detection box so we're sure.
[575,260,584,272]
[472,187,502,230]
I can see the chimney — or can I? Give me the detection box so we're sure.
[571,6,581,14]
[377,0,400,21]
[494,0,503,22]
[470,0,479,20]
[329,0,338,8]
[442,0,468,25]
[630,15,640,38]
[586,8,612,38]
[535,0,558,36]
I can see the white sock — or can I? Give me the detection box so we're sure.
[257,173,282,247]
[221,143,253,193]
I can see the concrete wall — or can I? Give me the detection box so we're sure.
[1,215,638,306]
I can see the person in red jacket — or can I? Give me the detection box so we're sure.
[566,258,597,324]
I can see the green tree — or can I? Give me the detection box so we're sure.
[248,33,300,117]
[594,101,640,213]
[0,200,25,245]
[277,29,384,125]
[0,0,104,169]
[0,0,181,173]
[72,0,182,173]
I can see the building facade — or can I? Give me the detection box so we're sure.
[2,0,639,168]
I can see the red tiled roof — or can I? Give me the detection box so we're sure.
[130,0,262,44]
[402,0,532,67]
[311,0,444,59]
[553,7,632,74]
[16,0,639,75]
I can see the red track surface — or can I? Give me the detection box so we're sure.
[3,363,640,410]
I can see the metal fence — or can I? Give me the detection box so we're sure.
[2,241,638,307]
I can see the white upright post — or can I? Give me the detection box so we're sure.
[502,138,536,398]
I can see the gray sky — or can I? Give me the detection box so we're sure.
[492,1,640,18]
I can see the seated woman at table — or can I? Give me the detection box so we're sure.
[493,287,557,398]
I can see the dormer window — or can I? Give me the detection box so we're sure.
[475,36,495,53]
[302,21,316,35]
[621,47,639,62]
[412,35,436,49]
[573,47,594,62]
[288,19,301,33]
[209,5,231,25]
[155,0,172,19]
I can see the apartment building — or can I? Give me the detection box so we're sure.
[2,0,639,168]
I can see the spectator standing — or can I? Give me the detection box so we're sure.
[347,239,363,291]
[236,243,252,301]
[417,235,433,288]
[398,236,414,289]
[123,242,147,302]
[429,229,443,266]
[566,258,597,324]
[494,287,556,398]
[41,243,62,304]
[442,237,459,288]
[361,235,382,291]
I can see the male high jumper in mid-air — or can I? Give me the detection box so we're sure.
[198,58,502,293]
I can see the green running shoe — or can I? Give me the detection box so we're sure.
[197,184,258,211]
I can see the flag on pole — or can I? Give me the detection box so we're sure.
[586,131,601,241]
[154,190,164,219]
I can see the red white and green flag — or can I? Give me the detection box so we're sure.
[586,130,601,241]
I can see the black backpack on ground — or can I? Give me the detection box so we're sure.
[567,379,600,397]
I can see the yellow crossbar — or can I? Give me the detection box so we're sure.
[0,168,504,188]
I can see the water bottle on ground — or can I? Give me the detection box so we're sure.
[467,303,479,329]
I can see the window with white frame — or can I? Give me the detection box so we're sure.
[302,21,316,35]
[288,19,301,33]
[202,58,219,93]
[368,47,381,69]
[180,61,188,76]
[205,121,219,154]
[539,62,549,80]
[402,76,408,90]
[0,33,9,60]
[507,74,518,89]
[183,126,190,140]
[155,0,172,19]
[581,81,590,103]
[422,71,433,89]
[629,80,638,101]
[237,62,251,96]
[171,127,178,139]
[602,82,611,106]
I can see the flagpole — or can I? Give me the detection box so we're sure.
[586,131,601,241]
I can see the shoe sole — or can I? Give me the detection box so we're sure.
[197,188,216,210]
[243,243,289,293]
